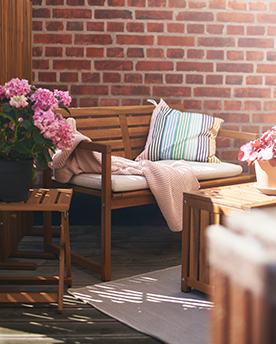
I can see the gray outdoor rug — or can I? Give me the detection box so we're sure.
[68,266,212,344]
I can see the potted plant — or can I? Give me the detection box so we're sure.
[238,126,276,191]
[0,78,74,202]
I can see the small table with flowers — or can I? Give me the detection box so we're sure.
[181,182,276,296]
[0,188,73,313]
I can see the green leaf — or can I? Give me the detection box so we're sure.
[0,111,16,124]
[59,107,71,115]
[14,141,30,154]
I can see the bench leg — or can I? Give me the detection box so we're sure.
[101,201,111,282]
[182,198,191,293]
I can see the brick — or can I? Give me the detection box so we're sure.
[95,60,133,70]
[147,23,164,32]
[206,50,224,60]
[127,48,144,58]
[264,102,276,111]
[46,0,63,4]
[246,76,262,85]
[66,48,84,57]
[122,99,141,105]
[107,22,124,32]
[204,100,222,110]
[153,86,191,97]
[158,36,194,46]
[101,99,120,106]
[127,0,145,6]
[270,2,276,11]
[207,25,224,34]
[71,85,108,95]
[257,14,276,24]
[234,88,271,98]
[146,49,164,58]
[38,72,56,82]
[177,62,213,72]
[117,35,154,45]
[176,11,213,21]
[188,1,207,9]
[219,112,249,123]
[225,75,243,84]
[266,76,276,86]
[136,61,173,71]
[227,51,244,60]
[136,10,173,20]
[186,74,203,84]
[169,0,187,8]
[257,64,276,74]
[244,101,261,111]
[148,0,166,6]
[252,113,276,124]
[167,49,184,58]
[88,0,105,4]
[247,26,265,36]
[224,101,242,111]
[165,74,183,84]
[34,34,72,44]
[75,34,112,45]
[67,0,85,4]
[60,73,78,82]
[221,150,242,161]
[33,8,50,18]
[45,47,63,57]
[95,9,132,19]
[53,60,91,70]
[107,48,124,58]
[108,0,125,5]
[267,52,276,61]
[87,22,105,31]
[187,24,204,34]
[246,51,264,61]
[187,49,204,59]
[206,75,223,84]
[268,26,276,36]
[198,37,235,47]
[167,23,185,33]
[241,125,259,134]
[46,21,63,31]
[33,21,43,31]
[67,22,84,31]
[227,25,244,35]
[217,12,254,23]
[217,63,253,73]
[194,87,230,97]
[184,100,202,110]
[53,9,91,18]
[145,74,163,84]
[33,47,43,57]
[124,74,142,83]
[80,98,98,107]
[239,38,273,48]
[209,1,226,9]
[228,1,246,10]
[249,1,267,11]
[87,48,104,57]
[111,86,150,95]
[103,73,121,83]
[32,60,49,69]
[126,22,144,32]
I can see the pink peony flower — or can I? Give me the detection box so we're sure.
[9,95,29,108]
[4,78,30,98]
[31,88,59,112]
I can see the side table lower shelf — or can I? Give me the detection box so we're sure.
[0,188,73,313]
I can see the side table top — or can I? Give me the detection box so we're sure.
[184,183,276,210]
[0,189,73,211]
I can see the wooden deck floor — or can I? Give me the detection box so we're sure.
[0,201,182,343]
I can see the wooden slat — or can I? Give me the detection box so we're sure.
[75,116,120,128]
[0,292,58,303]
[79,128,123,140]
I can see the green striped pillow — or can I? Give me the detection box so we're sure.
[136,101,224,163]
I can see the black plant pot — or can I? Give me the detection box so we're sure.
[0,160,33,202]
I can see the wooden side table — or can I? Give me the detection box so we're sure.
[181,183,276,295]
[0,188,73,313]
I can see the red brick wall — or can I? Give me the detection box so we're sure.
[31,0,276,167]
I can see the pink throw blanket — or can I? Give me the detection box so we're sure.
[49,119,200,232]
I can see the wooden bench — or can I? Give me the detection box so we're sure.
[43,104,258,281]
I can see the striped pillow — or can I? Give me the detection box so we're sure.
[136,101,224,163]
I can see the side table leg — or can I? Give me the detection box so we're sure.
[182,198,191,293]
[64,211,72,286]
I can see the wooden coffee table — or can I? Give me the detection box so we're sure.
[0,188,73,313]
[181,183,276,295]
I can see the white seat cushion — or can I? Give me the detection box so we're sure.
[61,160,242,192]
